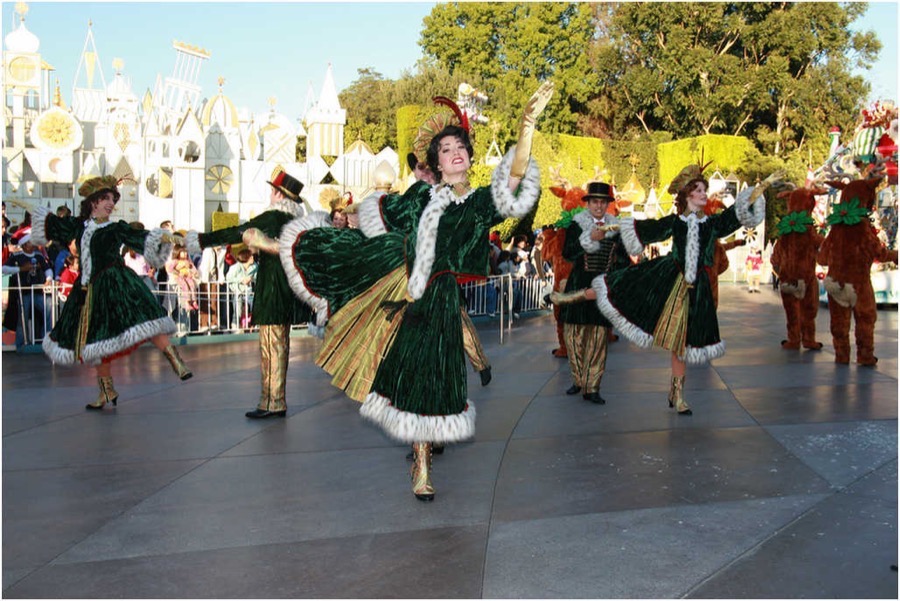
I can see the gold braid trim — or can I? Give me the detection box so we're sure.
[653,273,689,356]
[315,266,409,401]
[75,283,93,363]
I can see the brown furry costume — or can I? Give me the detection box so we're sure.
[771,186,827,350]
[817,175,898,365]
[544,185,583,357]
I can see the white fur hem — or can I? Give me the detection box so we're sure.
[490,147,541,218]
[592,275,653,348]
[359,392,476,443]
[734,186,766,228]
[42,316,176,366]
[185,230,202,257]
[143,228,172,269]
[619,218,643,256]
[31,205,52,246]
[357,194,389,237]
[278,212,332,326]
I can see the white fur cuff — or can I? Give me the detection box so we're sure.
[491,147,541,218]
[31,205,52,246]
[185,230,202,257]
[618,218,644,256]
[143,228,171,269]
[735,187,766,228]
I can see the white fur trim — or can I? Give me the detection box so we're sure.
[592,275,653,348]
[618,217,643,256]
[43,316,176,366]
[407,186,470,300]
[185,230,202,257]
[359,392,476,443]
[682,213,704,284]
[278,211,332,326]
[357,194,389,237]
[593,275,725,364]
[823,276,857,308]
[734,186,766,228]
[574,210,601,253]
[30,205,52,246]
[79,219,114,283]
[490,147,541,218]
[143,228,171,269]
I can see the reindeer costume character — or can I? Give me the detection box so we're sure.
[818,170,897,365]
[770,185,827,350]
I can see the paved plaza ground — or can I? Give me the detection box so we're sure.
[2,283,897,598]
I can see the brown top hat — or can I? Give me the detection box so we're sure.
[267,171,304,202]
[583,181,616,202]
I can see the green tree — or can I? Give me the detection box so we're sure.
[338,68,395,151]
[420,2,598,145]
[592,2,879,163]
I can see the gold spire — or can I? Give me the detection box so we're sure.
[15,2,28,21]
[53,78,68,109]
[217,76,225,91]
[112,58,124,74]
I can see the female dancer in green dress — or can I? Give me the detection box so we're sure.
[554,166,779,415]
[20,176,191,410]
[280,82,554,500]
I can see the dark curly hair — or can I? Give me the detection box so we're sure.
[426,125,474,183]
[673,178,708,214]
[78,187,121,221]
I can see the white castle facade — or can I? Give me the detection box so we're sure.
[3,8,401,231]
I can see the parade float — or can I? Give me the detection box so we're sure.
[814,100,898,305]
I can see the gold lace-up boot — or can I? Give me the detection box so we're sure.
[86,376,118,410]
[163,345,193,380]
[668,375,692,415]
[410,442,435,501]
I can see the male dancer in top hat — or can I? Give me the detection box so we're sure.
[187,171,312,418]
[553,181,631,404]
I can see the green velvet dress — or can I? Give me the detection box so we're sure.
[32,207,175,366]
[188,203,312,326]
[592,188,765,364]
[281,150,542,442]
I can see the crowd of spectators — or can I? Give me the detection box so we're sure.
[1,202,260,347]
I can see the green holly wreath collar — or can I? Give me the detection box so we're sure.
[826,197,869,226]
[775,211,814,236]
[555,206,585,229]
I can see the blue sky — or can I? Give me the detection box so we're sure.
[4,1,898,121]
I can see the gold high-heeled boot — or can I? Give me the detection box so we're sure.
[86,376,118,410]
[163,345,193,380]
[549,288,590,306]
[410,442,435,501]
[668,375,692,415]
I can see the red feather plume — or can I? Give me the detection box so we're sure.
[432,96,470,133]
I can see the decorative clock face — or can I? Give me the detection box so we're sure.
[8,56,36,83]
[37,111,75,148]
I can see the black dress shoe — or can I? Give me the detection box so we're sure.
[583,392,606,404]
[479,366,492,387]
[245,408,287,419]
[566,384,582,395]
